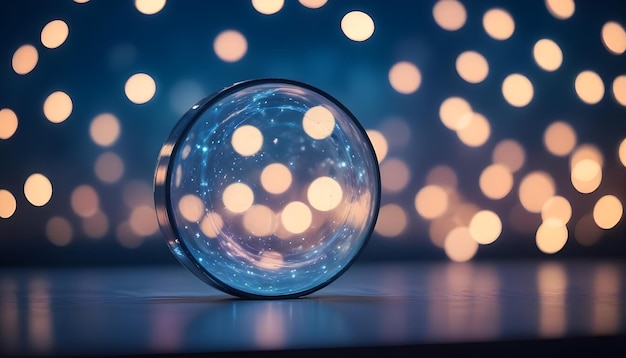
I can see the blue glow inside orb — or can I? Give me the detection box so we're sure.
[154,79,380,298]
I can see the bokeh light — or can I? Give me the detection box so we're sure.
[601,21,626,55]
[232,125,264,156]
[129,205,159,237]
[303,106,335,140]
[223,183,254,214]
[444,227,478,262]
[214,30,248,63]
[469,210,502,245]
[366,129,388,163]
[545,0,575,20]
[426,165,458,189]
[200,212,224,238]
[433,0,466,31]
[24,173,53,207]
[252,0,284,15]
[0,108,18,140]
[380,158,410,192]
[298,0,327,9]
[570,144,603,194]
[541,196,572,226]
[341,11,375,42]
[11,44,38,75]
[0,189,17,219]
[389,61,421,94]
[94,152,124,183]
[82,210,109,239]
[593,195,623,230]
[455,51,489,84]
[415,185,448,219]
[536,220,568,254]
[280,201,312,234]
[544,121,576,156]
[483,8,515,41]
[178,194,205,222]
[439,96,472,130]
[575,71,604,104]
[479,164,513,200]
[90,113,121,147]
[456,112,490,147]
[612,75,626,106]
[135,0,166,15]
[492,139,525,172]
[125,73,156,104]
[261,163,292,194]
[41,20,69,49]
[46,216,73,246]
[533,39,563,71]
[307,176,343,212]
[374,204,407,237]
[519,171,555,213]
[619,138,626,167]
[70,185,99,218]
[502,73,534,107]
[43,91,73,123]
[243,205,276,236]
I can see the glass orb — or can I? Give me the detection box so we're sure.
[154,79,380,298]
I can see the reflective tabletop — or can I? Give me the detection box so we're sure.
[1,260,625,357]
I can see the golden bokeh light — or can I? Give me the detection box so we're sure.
[302,106,335,140]
[223,182,254,214]
[544,121,576,156]
[95,152,124,183]
[341,11,375,42]
[90,113,121,147]
[82,210,109,239]
[281,201,312,234]
[298,0,327,9]
[214,30,248,63]
[200,212,224,238]
[479,164,513,200]
[493,139,525,172]
[426,165,458,189]
[0,108,18,140]
[389,61,421,94]
[46,216,73,247]
[129,204,159,236]
[178,194,205,222]
[444,226,478,262]
[536,220,568,254]
[613,75,626,106]
[125,73,156,104]
[24,173,53,207]
[456,112,490,147]
[232,125,263,156]
[366,129,388,163]
[307,176,343,212]
[541,196,572,226]
[619,138,626,167]
[41,20,69,49]
[251,0,284,15]
[570,144,603,194]
[433,0,466,31]
[374,204,407,237]
[261,163,292,194]
[601,21,626,55]
[135,0,166,15]
[545,0,575,20]
[575,70,604,104]
[533,39,563,71]
[469,210,502,245]
[380,158,410,192]
[575,214,603,246]
[502,73,534,107]
[455,51,489,84]
[0,189,17,219]
[415,185,449,220]
[43,91,73,123]
[518,171,555,213]
[74,0,90,3]
[428,216,454,248]
[593,195,623,230]
[12,44,38,75]
[571,159,601,182]
[439,96,472,130]
[70,185,99,218]
[243,205,277,236]
[483,8,515,41]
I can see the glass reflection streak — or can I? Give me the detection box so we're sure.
[155,79,380,299]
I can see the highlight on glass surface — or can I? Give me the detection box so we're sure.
[154,79,381,298]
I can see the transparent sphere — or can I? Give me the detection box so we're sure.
[154,79,380,298]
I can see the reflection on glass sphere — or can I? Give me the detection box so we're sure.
[154,79,380,298]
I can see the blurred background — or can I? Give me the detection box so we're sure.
[1,0,625,267]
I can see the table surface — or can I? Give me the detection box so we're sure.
[1,259,626,357]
